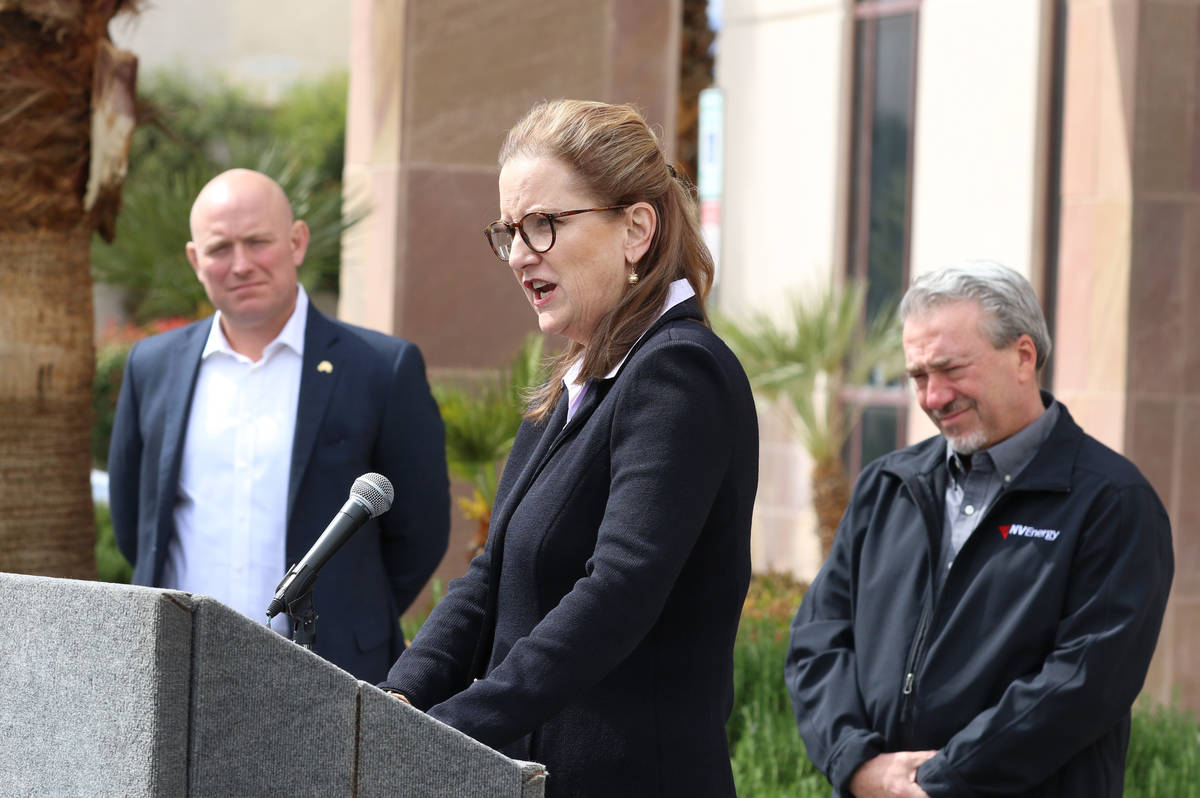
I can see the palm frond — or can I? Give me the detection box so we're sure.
[435,333,551,510]
[717,280,905,462]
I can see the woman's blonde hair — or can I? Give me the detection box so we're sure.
[500,99,715,422]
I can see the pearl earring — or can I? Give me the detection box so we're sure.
[628,272,639,285]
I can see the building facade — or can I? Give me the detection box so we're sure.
[717,0,1199,709]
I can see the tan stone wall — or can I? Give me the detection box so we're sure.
[1124,0,1200,711]
[1056,0,1200,710]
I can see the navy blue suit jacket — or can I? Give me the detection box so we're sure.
[108,303,450,682]
[382,299,759,797]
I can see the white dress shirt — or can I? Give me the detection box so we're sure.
[163,287,308,631]
[563,278,697,424]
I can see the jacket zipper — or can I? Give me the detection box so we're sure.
[895,479,1025,731]
[897,472,944,729]
[899,602,930,725]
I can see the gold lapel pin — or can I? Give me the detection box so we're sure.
[317,360,333,374]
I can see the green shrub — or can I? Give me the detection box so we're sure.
[1126,697,1200,797]
[729,615,828,796]
[92,318,192,468]
[94,503,132,584]
[91,70,356,321]
[92,340,132,468]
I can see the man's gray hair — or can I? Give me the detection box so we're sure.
[900,260,1053,370]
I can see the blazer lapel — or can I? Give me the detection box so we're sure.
[528,298,703,474]
[287,305,341,525]
[490,298,705,524]
[154,320,210,546]
[488,394,569,545]
[531,376,610,476]
[469,393,568,678]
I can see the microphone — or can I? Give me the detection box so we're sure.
[266,472,394,619]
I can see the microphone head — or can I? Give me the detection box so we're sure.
[351,472,394,518]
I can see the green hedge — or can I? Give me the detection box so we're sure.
[1126,696,1200,797]
[729,617,827,796]
[94,503,132,584]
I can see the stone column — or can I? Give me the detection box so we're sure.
[342,0,680,363]
[341,0,681,601]
[1056,0,1200,710]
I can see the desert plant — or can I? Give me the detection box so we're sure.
[0,1,142,579]
[435,334,549,559]
[718,281,905,559]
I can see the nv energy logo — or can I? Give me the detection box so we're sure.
[999,523,1061,542]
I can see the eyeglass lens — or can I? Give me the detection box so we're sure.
[488,213,556,261]
[486,223,514,260]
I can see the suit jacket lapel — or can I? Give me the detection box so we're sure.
[154,320,210,547]
[287,305,341,525]
[493,298,705,523]
[469,394,567,678]
[488,394,569,547]
[530,297,704,474]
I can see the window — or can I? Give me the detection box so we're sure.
[844,0,920,475]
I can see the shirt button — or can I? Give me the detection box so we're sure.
[1004,475,1013,483]
[964,505,975,515]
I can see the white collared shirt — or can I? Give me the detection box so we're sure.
[563,279,696,424]
[164,286,308,632]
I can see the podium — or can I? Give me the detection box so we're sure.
[0,572,546,797]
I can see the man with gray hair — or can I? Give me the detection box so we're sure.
[784,262,1173,797]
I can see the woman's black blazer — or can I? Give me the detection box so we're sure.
[382,297,759,797]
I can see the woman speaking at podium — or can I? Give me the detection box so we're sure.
[380,99,758,798]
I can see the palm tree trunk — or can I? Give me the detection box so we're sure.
[0,228,97,578]
[811,456,851,562]
[0,3,137,577]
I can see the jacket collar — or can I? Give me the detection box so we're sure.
[884,391,1079,494]
[607,295,705,380]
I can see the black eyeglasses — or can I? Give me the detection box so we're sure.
[484,205,630,261]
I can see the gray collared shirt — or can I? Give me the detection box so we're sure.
[940,401,1060,580]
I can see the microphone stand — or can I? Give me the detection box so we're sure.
[264,473,395,650]
[286,591,319,649]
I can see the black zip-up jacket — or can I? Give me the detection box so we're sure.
[785,399,1173,797]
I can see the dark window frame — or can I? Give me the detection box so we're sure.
[844,0,922,477]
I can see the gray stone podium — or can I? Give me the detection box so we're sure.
[0,572,546,797]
